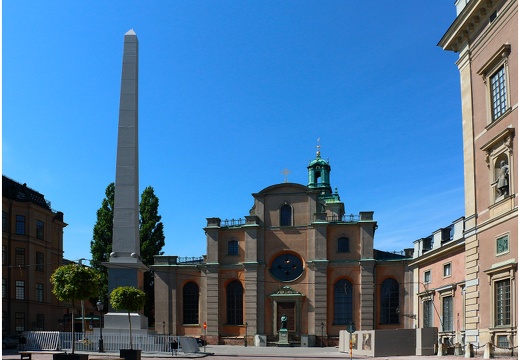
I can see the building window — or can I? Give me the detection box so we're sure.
[441,225,454,243]
[495,279,510,326]
[183,282,199,325]
[15,215,26,235]
[36,283,44,302]
[2,245,6,265]
[2,212,7,231]
[15,248,25,266]
[491,66,507,121]
[497,335,509,348]
[442,296,453,331]
[15,312,25,332]
[422,236,433,252]
[36,252,44,272]
[496,235,509,255]
[333,279,353,325]
[337,237,349,253]
[280,204,292,226]
[2,279,6,298]
[423,299,433,327]
[424,270,431,284]
[16,281,25,300]
[443,263,452,277]
[226,280,243,325]
[36,220,44,240]
[36,314,44,331]
[227,240,238,256]
[380,278,399,324]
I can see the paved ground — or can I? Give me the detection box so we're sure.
[2,347,517,360]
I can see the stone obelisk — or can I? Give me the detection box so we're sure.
[103,29,149,333]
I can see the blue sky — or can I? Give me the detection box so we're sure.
[3,1,464,264]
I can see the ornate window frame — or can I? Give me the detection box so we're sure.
[436,284,456,334]
[484,261,517,331]
[477,44,511,126]
[418,289,435,328]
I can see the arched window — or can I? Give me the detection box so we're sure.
[380,278,399,324]
[226,280,243,325]
[280,204,292,226]
[227,240,238,256]
[337,237,349,253]
[183,282,199,324]
[334,279,353,325]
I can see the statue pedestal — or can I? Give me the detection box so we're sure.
[277,329,289,347]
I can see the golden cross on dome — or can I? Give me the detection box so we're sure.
[316,137,321,157]
[281,168,291,183]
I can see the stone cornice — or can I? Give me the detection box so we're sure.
[438,0,500,52]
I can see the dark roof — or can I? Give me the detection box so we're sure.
[373,249,410,260]
[2,175,52,211]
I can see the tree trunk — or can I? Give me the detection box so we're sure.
[128,311,133,349]
[71,301,76,354]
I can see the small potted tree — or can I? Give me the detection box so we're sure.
[110,286,146,360]
[50,263,100,360]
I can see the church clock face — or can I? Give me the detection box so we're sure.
[270,253,304,282]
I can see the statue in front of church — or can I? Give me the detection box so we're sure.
[495,160,510,196]
[280,314,287,329]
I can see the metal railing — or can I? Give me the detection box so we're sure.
[22,331,195,354]
[327,214,360,223]
[221,218,245,227]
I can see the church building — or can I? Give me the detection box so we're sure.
[153,149,413,346]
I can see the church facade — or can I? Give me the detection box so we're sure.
[153,151,412,345]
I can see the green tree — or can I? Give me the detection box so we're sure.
[109,286,146,349]
[50,264,100,354]
[90,183,165,323]
[139,186,165,266]
[139,186,165,324]
[90,183,115,304]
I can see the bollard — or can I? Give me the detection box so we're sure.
[483,342,494,359]
[465,343,474,358]
[454,343,462,356]
[438,339,445,356]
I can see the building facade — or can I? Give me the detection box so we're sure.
[153,151,413,345]
[2,176,67,335]
[438,0,518,350]
[409,217,466,348]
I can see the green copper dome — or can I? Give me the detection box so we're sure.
[307,149,331,193]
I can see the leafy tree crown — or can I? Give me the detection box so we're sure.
[50,264,100,303]
[110,286,146,312]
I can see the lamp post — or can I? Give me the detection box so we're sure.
[244,322,248,347]
[96,300,104,353]
[321,322,324,347]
